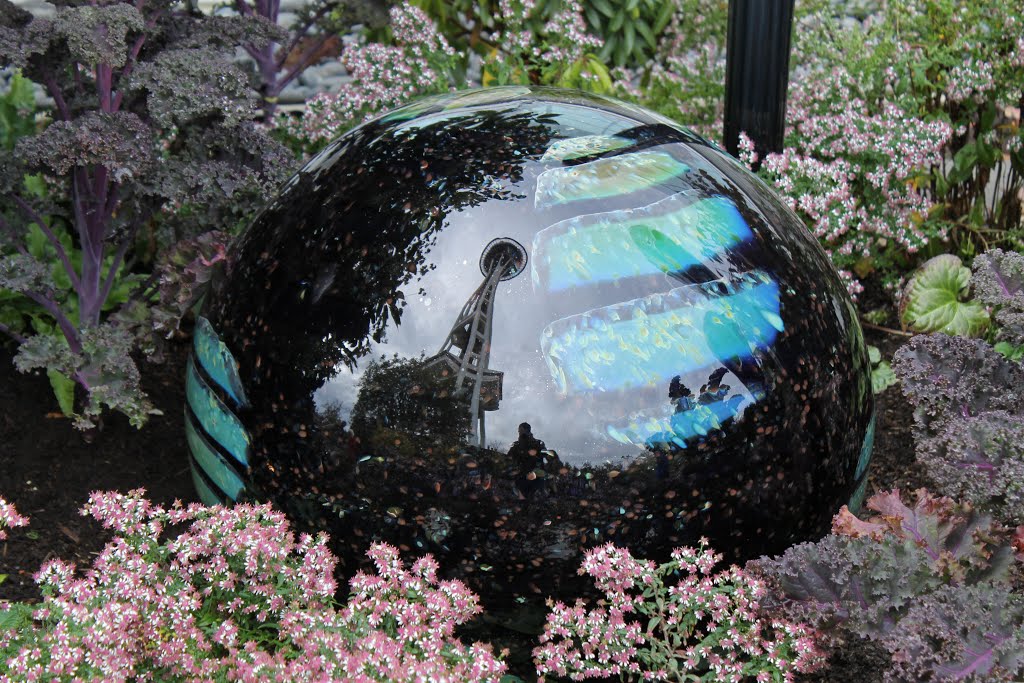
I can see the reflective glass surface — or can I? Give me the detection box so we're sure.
[190,87,874,606]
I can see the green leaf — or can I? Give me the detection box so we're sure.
[587,57,614,92]
[0,603,36,632]
[592,0,615,18]
[948,142,978,185]
[871,362,898,394]
[900,254,989,337]
[969,196,986,226]
[976,139,1001,167]
[867,345,881,364]
[653,0,673,33]
[994,341,1024,362]
[636,18,656,49]
[609,10,624,32]
[585,5,603,31]
[22,173,47,199]
[979,101,996,134]
[624,22,636,58]
[47,368,76,417]
[25,223,48,260]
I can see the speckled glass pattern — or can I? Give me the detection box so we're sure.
[190,87,874,608]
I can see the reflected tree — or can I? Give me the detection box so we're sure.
[350,354,471,451]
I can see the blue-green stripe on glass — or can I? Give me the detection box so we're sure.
[535,149,689,209]
[190,461,227,507]
[185,355,251,468]
[532,195,752,292]
[185,412,245,501]
[193,317,249,408]
[855,412,876,481]
[541,274,781,394]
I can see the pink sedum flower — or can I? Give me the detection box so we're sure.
[0,497,29,540]
[534,539,825,682]
[0,490,506,683]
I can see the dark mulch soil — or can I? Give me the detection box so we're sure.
[0,340,199,603]
[0,329,927,681]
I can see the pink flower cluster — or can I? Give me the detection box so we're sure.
[278,4,459,145]
[487,0,604,89]
[755,64,951,296]
[533,540,825,682]
[537,1,603,65]
[945,58,996,104]
[0,489,506,682]
[0,496,29,541]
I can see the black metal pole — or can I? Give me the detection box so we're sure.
[723,0,795,169]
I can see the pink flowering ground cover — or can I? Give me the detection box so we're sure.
[0,490,824,682]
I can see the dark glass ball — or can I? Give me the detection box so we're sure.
[186,86,874,607]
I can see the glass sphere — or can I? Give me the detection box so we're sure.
[187,86,874,607]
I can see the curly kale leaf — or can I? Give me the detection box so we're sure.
[128,49,258,127]
[0,253,54,294]
[834,489,1017,585]
[13,322,154,429]
[882,584,1024,683]
[973,249,1024,346]
[892,334,1024,435]
[751,533,938,644]
[753,489,1020,650]
[914,412,1024,525]
[15,111,155,179]
[151,229,229,337]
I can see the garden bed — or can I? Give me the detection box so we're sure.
[0,328,925,682]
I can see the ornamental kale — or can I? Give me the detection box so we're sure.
[972,248,1024,352]
[752,488,1024,682]
[0,0,292,428]
[893,334,1024,523]
[884,584,1024,683]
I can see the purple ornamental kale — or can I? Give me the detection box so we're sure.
[893,334,1024,523]
[892,334,1024,435]
[752,489,1023,681]
[972,248,1024,346]
[0,0,292,427]
[882,584,1024,683]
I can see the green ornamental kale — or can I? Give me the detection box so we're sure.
[0,0,292,428]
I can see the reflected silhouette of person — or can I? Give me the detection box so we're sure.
[699,367,731,404]
[509,422,546,498]
[669,375,696,413]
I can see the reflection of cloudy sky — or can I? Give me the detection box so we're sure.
[315,133,773,465]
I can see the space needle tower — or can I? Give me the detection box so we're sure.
[423,237,528,447]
